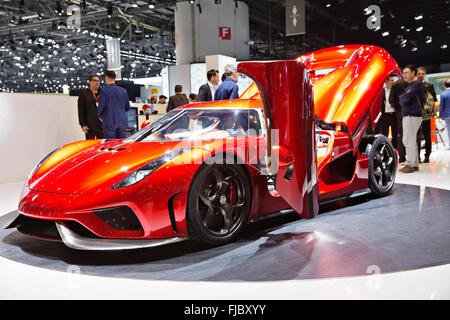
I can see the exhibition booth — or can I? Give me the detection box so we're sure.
[0,0,449,301]
[0,51,450,300]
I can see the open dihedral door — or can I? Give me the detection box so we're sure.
[238,61,319,219]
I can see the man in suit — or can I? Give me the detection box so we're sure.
[197,69,219,102]
[214,64,239,101]
[98,70,131,139]
[78,75,103,140]
[167,85,189,112]
[376,75,398,148]
[389,71,410,163]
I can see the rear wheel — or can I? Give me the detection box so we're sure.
[187,164,252,246]
[366,135,396,196]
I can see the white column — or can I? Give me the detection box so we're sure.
[205,54,236,82]
[106,38,122,80]
[168,64,191,96]
[175,0,250,65]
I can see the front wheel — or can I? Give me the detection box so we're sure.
[186,164,252,246]
[366,135,397,196]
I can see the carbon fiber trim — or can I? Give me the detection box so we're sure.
[55,222,187,251]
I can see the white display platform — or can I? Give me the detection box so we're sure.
[0,147,449,299]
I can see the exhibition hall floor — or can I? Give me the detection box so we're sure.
[0,146,449,299]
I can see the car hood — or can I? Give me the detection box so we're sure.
[28,140,204,195]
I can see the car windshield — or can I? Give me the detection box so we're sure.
[127,109,262,142]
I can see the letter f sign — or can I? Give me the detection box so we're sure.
[219,27,231,40]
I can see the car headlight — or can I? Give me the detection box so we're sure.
[110,148,191,189]
[28,148,60,180]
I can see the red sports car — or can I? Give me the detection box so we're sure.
[2,45,401,250]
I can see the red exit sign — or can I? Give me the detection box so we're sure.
[219,27,231,40]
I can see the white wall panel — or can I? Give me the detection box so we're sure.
[190,63,207,96]
[168,64,191,96]
[175,0,249,65]
[0,93,84,183]
[174,2,194,66]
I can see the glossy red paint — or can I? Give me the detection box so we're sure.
[238,60,319,219]
[14,44,399,247]
[297,45,401,136]
[298,45,400,200]
[20,141,209,239]
[18,132,288,239]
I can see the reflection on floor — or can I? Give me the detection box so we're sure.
[1,184,449,282]
[0,143,449,299]
[396,145,450,190]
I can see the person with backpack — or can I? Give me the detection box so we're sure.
[398,65,425,173]
[416,67,437,163]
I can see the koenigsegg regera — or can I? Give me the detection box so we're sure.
[1,45,401,250]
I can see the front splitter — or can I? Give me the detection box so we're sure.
[55,222,188,251]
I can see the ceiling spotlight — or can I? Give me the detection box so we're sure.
[411,47,418,52]
[414,14,423,20]
[425,36,432,44]
[416,26,423,32]
[382,31,389,37]
[326,3,331,7]
[441,44,448,49]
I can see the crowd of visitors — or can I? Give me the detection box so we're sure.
[377,65,449,173]
[77,65,450,174]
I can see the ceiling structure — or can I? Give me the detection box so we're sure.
[0,0,449,93]
[0,0,177,93]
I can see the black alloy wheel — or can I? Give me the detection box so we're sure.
[187,164,252,246]
[367,135,397,196]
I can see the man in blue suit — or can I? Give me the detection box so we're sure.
[214,64,239,101]
[98,70,130,139]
